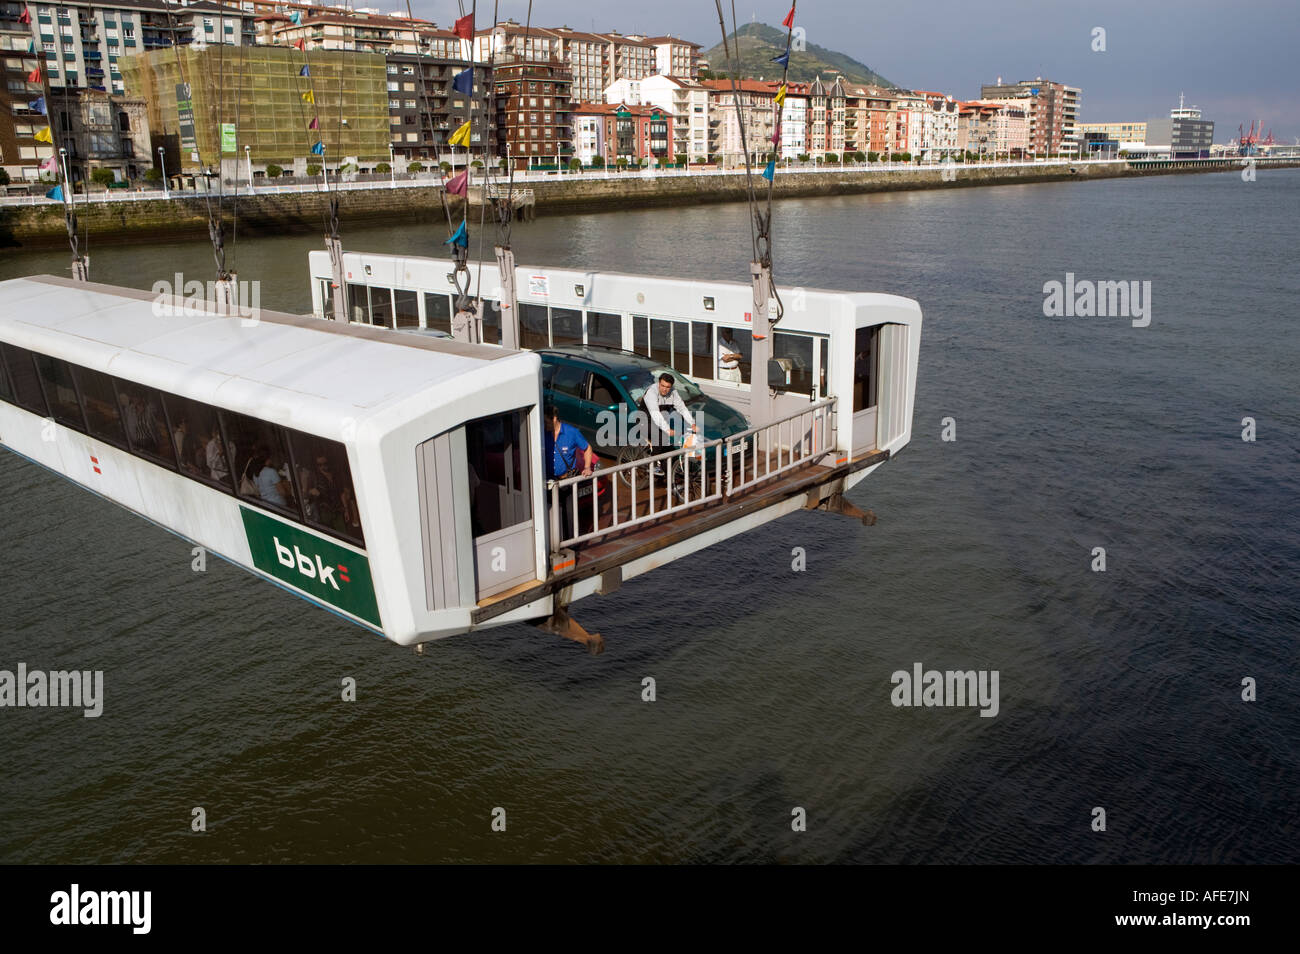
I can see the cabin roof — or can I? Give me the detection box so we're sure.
[0,276,526,432]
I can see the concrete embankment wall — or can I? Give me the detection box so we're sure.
[2,160,1295,250]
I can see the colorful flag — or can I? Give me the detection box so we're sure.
[774,84,787,106]
[29,96,46,115]
[40,155,57,172]
[762,159,775,181]
[295,39,305,50]
[782,5,795,28]
[308,116,318,130]
[310,140,324,155]
[771,127,781,144]
[772,50,789,68]
[452,66,473,95]
[26,66,40,83]
[34,125,52,143]
[27,40,35,53]
[46,185,63,201]
[445,169,468,196]
[448,119,472,148]
[301,89,314,104]
[20,7,31,24]
[444,220,468,248]
[289,11,301,25]
[299,65,309,77]
[452,13,473,40]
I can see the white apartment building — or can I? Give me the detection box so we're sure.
[605,73,707,161]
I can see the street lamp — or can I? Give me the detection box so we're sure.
[389,144,395,186]
[244,145,252,189]
[157,146,169,198]
[58,146,71,196]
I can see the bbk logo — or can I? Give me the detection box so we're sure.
[274,536,341,590]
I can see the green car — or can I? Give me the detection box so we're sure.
[539,346,751,492]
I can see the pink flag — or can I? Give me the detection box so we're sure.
[445,169,468,196]
[40,155,57,172]
[308,116,318,130]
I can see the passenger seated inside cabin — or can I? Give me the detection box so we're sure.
[298,454,346,532]
[243,446,292,508]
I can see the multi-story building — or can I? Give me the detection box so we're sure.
[980,77,1080,156]
[539,27,607,104]
[2,1,51,182]
[702,78,776,166]
[776,82,808,160]
[570,101,671,165]
[120,43,389,175]
[384,51,495,167]
[48,86,150,182]
[958,100,1028,158]
[638,34,698,79]
[474,20,555,66]
[604,73,708,163]
[913,90,960,160]
[265,9,450,56]
[806,74,845,157]
[1145,101,1213,159]
[493,53,571,169]
[17,1,255,95]
[890,89,926,155]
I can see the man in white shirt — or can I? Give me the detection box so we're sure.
[643,372,697,458]
[718,329,743,384]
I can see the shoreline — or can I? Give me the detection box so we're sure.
[2,157,1296,251]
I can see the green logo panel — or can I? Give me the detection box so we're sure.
[239,507,382,629]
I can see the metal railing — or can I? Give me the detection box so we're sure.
[549,397,838,553]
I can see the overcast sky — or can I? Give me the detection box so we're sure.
[412,0,1299,141]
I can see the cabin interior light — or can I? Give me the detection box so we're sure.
[574,284,585,297]
[364,265,372,275]
[703,296,715,311]
[446,273,456,285]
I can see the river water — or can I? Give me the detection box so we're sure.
[1,170,1297,863]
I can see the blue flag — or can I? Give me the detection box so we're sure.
[29,96,46,115]
[1030,87,1040,96]
[299,65,309,77]
[445,220,468,248]
[290,11,301,24]
[310,140,324,155]
[772,50,790,68]
[452,67,473,95]
[46,185,63,201]
[762,159,776,181]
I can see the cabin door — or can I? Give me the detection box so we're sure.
[464,409,537,599]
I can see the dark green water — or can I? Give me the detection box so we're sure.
[1,170,1297,863]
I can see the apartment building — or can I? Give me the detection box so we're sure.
[806,74,845,157]
[571,101,671,165]
[637,34,698,79]
[702,78,776,165]
[494,53,571,169]
[385,51,495,167]
[980,77,1080,156]
[605,73,708,162]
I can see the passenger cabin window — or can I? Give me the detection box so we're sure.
[649,318,689,374]
[0,351,12,404]
[115,380,175,466]
[369,288,395,328]
[690,322,713,380]
[33,354,84,430]
[480,300,502,344]
[71,366,126,448]
[424,292,452,334]
[718,328,752,384]
[519,303,548,349]
[632,315,649,356]
[163,393,232,492]
[224,410,300,521]
[0,343,46,415]
[587,312,621,349]
[286,429,364,547]
[393,289,419,329]
[550,307,582,348]
[773,332,815,396]
[319,280,335,320]
[853,326,879,412]
[346,283,370,323]
[464,410,532,537]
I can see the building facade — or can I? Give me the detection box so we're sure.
[384,51,495,167]
[703,78,775,166]
[571,101,671,165]
[980,77,1080,156]
[494,53,571,168]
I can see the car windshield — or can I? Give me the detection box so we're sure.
[621,367,705,406]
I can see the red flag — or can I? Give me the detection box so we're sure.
[453,13,474,40]
[19,7,31,24]
[26,67,40,83]
[295,39,305,50]
[308,116,318,130]
[445,169,468,196]
[782,5,795,28]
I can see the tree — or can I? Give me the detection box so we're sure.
[590,155,605,168]
[852,151,866,163]
[867,151,880,163]
[471,159,483,169]
[675,153,687,167]
[439,161,452,174]
[407,161,423,173]
[0,168,10,186]
[797,152,810,163]
[568,157,582,171]
[143,167,162,182]
[90,168,116,189]
[825,152,839,164]
[615,157,628,170]
[306,163,322,176]
[266,163,283,178]
[375,161,391,173]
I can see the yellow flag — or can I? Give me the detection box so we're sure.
[774,84,787,107]
[34,125,52,143]
[448,119,472,148]
[301,89,314,104]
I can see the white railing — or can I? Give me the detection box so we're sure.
[549,397,837,553]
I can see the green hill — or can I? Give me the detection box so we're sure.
[701,21,893,87]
